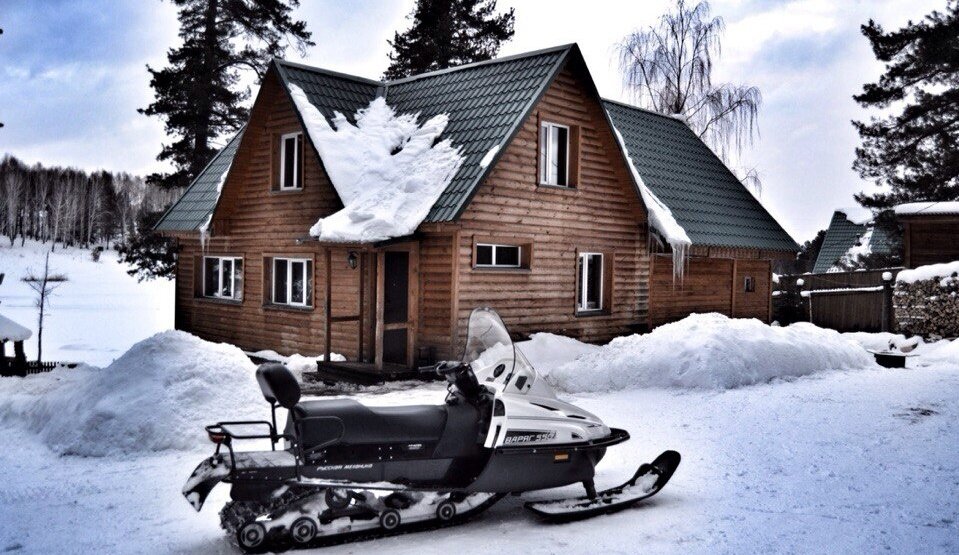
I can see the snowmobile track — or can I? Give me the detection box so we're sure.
[224,491,505,553]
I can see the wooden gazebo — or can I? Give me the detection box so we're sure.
[0,314,31,377]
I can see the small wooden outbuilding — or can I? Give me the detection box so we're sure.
[895,202,959,268]
[0,314,31,377]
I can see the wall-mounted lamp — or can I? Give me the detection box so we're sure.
[347,251,358,270]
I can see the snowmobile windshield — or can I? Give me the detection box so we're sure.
[462,307,515,376]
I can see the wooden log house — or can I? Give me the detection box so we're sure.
[155,44,798,375]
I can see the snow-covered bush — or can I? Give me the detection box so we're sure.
[895,261,959,339]
[531,313,875,392]
[0,331,264,456]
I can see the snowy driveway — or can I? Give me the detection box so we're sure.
[1,362,957,554]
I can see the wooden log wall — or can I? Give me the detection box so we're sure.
[174,70,374,359]
[902,217,959,268]
[446,65,651,354]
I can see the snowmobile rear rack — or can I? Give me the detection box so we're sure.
[204,421,299,478]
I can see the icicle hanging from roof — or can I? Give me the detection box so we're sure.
[608,117,692,282]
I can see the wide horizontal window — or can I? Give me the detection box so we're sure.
[272,257,312,307]
[476,243,522,268]
[203,256,243,300]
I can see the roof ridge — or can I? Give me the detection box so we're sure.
[602,97,685,122]
[386,43,576,85]
[273,58,383,86]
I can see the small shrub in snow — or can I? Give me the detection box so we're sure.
[534,313,875,392]
[0,331,264,456]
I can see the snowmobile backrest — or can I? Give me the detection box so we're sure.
[255,363,300,409]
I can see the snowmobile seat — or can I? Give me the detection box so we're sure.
[256,363,300,409]
[292,399,448,447]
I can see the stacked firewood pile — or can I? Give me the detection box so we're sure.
[895,270,959,339]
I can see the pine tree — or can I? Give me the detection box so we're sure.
[853,2,959,209]
[384,0,515,80]
[141,0,313,190]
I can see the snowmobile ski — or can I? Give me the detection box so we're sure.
[524,450,681,523]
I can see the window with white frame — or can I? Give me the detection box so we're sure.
[203,256,243,300]
[475,243,522,268]
[577,252,604,312]
[272,258,312,307]
[279,132,303,190]
[539,122,569,186]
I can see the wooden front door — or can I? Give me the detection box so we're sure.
[376,246,417,369]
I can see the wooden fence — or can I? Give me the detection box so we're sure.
[1,361,76,377]
[775,268,901,332]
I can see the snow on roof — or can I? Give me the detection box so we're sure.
[0,313,32,342]
[837,205,874,225]
[894,201,959,216]
[288,86,464,243]
[478,144,500,168]
[897,260,959,285]
[608,118,691,279]
[834,227,874,269]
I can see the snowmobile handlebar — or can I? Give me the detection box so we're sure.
[419,360,469,375]
[419,361,486,401]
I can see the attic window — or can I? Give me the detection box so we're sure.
[279,132,303,190]
[744,275,755,293]
[539,122,569,186]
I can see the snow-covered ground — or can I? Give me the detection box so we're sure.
[0,320,957,553]
[0,238,174,365]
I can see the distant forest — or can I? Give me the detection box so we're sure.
[0,154,181,249]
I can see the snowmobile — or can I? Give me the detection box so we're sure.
[183,307,681,552]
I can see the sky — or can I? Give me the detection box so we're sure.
[0,0,945,242]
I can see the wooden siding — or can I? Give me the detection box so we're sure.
[174,71,375,359]
[417,232,457,361]
[449,65,651,349]
[650,255,733,326]
[649,254,772,326]
[732,259,772,320]
[902,217,959,268]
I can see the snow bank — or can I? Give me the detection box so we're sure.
[287,87,463,242]
[894,201,959,216]
[0,313,32,341]
[251,349,346,381]
[924,338,959,363]
[517,332,601,373]
[0,331,264,456]
[536,313,875,392]
[607,118,691,280]
[897,260,959,285]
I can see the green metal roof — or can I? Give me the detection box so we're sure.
[154,129,244,231]
[157,43,798,253]
[812,209,892,273]
[387,46,569,221]
[604,99,798,252]
[275,46,570,222]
